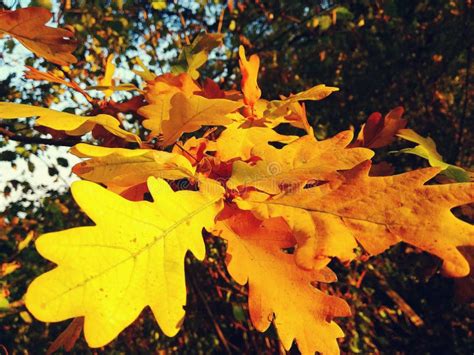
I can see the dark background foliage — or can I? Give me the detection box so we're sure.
[1,0,472,353]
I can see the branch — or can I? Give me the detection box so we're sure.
[0,128,81,147]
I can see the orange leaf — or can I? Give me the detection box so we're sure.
[144,73,201,104]
[0,7,77,66]
[24,66,92,101]
[214,206,350,355]
[239,45,261,108]
[237,161,474,276]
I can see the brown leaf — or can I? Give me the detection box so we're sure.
[353,106,407,148]
[0,7,77,66]
[47,317,84,354]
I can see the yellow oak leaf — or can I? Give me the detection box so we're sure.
[209,125,297,161]
[25,177,223,347]
[87,55,138,98]
[237,161,474,277]
[284,102,314,135]
[144,73,200,104]
[265,84,339,120]
[133,57,156,82]
[70,143,195,188]
[239,45,261,108]
[0,7,77,66]
[138,94,173,137]
[214,206,350,355]
[99,54,116,98]
[0,103,139,143]
[158,93,243,146]
[397,128,470,182]
[227,131,374,194]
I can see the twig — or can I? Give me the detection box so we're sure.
[0,128,80,147]
[174,0,191,45]
[188,266,237,354]
[367,265,424,328]
[217,6,226,34]
[174,142,199,163]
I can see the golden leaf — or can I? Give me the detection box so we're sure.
[71,144,195,188]
[227,131,373,194]
[214,207,350,355]
[0,103,139,143]
[25,177,223,347]
[237,161,474,276]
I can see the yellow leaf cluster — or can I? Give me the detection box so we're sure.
[1,25,470,354]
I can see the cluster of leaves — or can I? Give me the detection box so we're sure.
[0,4,473,354]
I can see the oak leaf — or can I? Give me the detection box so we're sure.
[0,103,139,143]
[237,161,474,276]
[145,93,243,146]
[172,33,224,79]
[214,207,350,355]
[88,56,139,95]
[397,128,470,182]
[352,106,407,148]
[265,84,339,120]
[24,66,92,102]
[239,45,261,108]
[0,7,77,66]
[284,102,314,135]
[227,131,374,194]
[46,317,84,354]
[144,73,200,104]
[70,143,195,188]
[210,125,297,161]
[98,54,116,98]
[25,177,223,347]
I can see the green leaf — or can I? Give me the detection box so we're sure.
[396,129,470,182]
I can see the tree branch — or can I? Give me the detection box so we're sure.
[0,128,81,147]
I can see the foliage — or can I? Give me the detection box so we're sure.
[1,1,473,354]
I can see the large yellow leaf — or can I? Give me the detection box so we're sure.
[237,161,474,277]
[209,125,297,161]
[227,131,374,194]
[214,207,350,355]
[0,7,77,66]
[25,177,223,347]
[159,93,243,146]
[0,103,139,142]
[397,128,470,182]
[70,143,195,187]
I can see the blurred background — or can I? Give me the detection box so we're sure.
[0,0,472,353]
